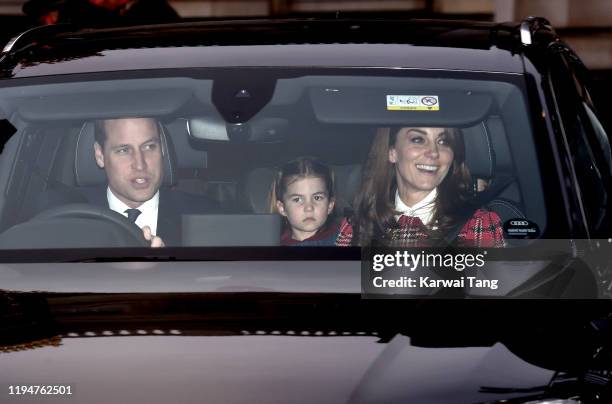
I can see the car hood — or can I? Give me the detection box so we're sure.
[1,259,610,402]
[1,333,553,404]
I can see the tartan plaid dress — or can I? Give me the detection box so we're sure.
[335,209,505,247]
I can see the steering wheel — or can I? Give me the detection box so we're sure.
[33,203,150,247]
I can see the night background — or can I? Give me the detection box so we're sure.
[1,0,612,130]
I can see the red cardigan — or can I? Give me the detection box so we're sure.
[335,209,505,247]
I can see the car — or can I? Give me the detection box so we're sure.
[0,16,611,403]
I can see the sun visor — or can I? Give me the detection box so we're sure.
[17,88,191,121]
[309,88,493,127]
[2,78,209,121]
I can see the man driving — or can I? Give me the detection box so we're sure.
[93,117,215,247]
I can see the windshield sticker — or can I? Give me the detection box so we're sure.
[386,95,440,111]
[503,218,541,239]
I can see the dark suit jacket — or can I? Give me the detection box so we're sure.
[82,187,219,246]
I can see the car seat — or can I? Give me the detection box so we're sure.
[463,117,526,222]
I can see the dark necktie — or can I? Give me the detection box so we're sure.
[125,208,142,223]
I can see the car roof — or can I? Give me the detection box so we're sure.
[0,18,534,78]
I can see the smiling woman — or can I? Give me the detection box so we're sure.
[336,126,505,247]
[389,127,455,206]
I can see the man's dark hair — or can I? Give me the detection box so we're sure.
[94,118,161,149]
[94,120,107,148]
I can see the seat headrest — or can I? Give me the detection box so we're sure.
[74,121,177,187]
[243,168,276,214]
[463,122,495,179]
[167,119,208,169]
[331,164,361,215]
[485,116,513,173]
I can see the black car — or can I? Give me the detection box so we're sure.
[0,17,610,403]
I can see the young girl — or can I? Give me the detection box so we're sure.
[270,157,340,246]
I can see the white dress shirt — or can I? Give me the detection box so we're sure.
[107,187,160,236]
[394,188,437,227]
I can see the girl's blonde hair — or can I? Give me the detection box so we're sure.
[269,157,336,213]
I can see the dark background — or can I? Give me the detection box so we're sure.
[2,0,611,130]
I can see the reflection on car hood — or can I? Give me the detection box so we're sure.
[1,334,552,404]
[1,288,610,402]
[0,260,361,294]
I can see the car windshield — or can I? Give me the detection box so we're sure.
[0,68,554,257]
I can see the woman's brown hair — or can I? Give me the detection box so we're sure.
[351,127,472,246]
